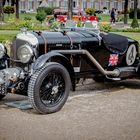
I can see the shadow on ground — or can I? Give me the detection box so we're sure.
[0,78,140,114]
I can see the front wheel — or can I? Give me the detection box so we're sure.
[0,95,6,100]
[28,62,71,114]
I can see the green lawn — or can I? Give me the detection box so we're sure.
[97,13,140,23]
[0,30,19,42]
[114,32,140,44]
[4,13,37,22]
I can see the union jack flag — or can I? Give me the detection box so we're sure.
[108,54,118,66]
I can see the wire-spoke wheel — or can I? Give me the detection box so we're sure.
[28,62,71,114]
[0,95,6,100]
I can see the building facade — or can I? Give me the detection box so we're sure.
[19,0,42,11]
[6,0,140,12]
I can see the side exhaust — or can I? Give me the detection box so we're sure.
[53,50,119,76]
[52,49,137,78]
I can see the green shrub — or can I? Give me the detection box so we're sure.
[131,18,139,28]
[122,28,140,32]
[36,11,46,23]
[24,16,32,21]
[99,23,112,32]
[111,27,140,32]
[85,8,95,15]
[37,7,54,15]
[4,6,15,15]
[129,8,140,19]
[49,21,61,29]
[15,20,33,29]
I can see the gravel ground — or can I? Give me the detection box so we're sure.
[0,79,140,140]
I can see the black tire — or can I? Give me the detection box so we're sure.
[28,62,71,114]
[0,95,5,100]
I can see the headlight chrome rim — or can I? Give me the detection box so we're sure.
[17,44,33,63]
[0,43,6,59]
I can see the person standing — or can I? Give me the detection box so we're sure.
[114,9,118,22]
[110,8,115,24]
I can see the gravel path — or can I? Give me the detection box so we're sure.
[0,79,140,140]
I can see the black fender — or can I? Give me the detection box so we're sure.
[33,51,76,91]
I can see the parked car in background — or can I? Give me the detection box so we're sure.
[47,15,99,23]
[95,10,103,14]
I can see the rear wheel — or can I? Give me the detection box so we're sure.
[28,62,71,114]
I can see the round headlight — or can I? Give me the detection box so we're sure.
[17,44,33,63]
[0,43,6,59]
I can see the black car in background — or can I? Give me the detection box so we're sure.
[95,10,103,14]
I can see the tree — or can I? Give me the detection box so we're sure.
[68,0,73,20]
[124,0,128,24]
[15,0,19,19]
[10,0,19,19]
[36,11,46,24]
[131,0,139,28]
[0,0,4,22]
[4,6,15,16]
[0,0,19,21]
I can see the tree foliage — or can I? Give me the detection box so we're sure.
[0,0,4,21]
[36,11,46,24]
[4,6,15,15]
[131,0,139,28]
[85,8,95,15]
[131,17,139,28]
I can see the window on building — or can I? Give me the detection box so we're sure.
[114,1,118,9]
[106,1,110,10]
[20,1,25,10]
[83,1,87,10]
[53,1,56,7]
[122,0,125,10]
[131,0,134,9]
[73,1,76,8]
[91,2,94,8]
[29,1,34,10]
[48,1,53,7]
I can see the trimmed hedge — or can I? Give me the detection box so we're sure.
[37,7,54,15]
[4,6,15,15]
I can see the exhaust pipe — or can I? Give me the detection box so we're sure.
[114,67,136,78]
[53,49,120,77]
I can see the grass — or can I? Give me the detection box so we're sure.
[97,13,140,23]
[114,32,140,44]
[4,13,37,22]
[0,30,19,42]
